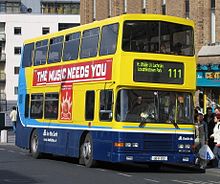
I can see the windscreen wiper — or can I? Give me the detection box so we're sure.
[169,119,179,129]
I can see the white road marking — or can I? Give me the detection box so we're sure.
[96,168,106,172]
[172,180,195,184]
[8,150,15,153]
[117,172,132,177]
[144,178,160,183]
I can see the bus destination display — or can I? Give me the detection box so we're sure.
[134,60,184,84]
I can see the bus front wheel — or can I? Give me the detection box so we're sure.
[79,133,96,168]
[30,129,41,159]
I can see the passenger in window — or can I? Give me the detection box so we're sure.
[160,43,167,53]
[174,42,182,55]
[131,96,155,120]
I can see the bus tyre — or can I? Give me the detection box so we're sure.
[79,133,96,168]
[30,130,41,159]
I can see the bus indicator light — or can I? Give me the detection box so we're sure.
[114,142,124,147]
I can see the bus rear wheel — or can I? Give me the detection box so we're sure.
[30,129,41,159]
[79,133,96,168]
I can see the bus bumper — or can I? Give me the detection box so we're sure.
[111,152,196,165]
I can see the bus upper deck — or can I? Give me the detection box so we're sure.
[21,14,195,91]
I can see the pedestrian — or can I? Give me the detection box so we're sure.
[195,112,208,169]
[215,107,220,115]
[204,107,215,151]
[9,106,17,133]
[210,114,220,168]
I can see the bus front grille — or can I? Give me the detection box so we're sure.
[143,134,174,152]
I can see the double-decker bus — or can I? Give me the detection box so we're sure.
[16,14,196,168]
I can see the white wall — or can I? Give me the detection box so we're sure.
[0,14,80,102]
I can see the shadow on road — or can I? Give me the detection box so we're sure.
[36,153,205,174]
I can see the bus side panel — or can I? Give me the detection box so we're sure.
[67,130,84,157]
[92,131,114,162]
[42,128,81,157]
[15,114,33,149]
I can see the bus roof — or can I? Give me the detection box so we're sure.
[23,14,194,45]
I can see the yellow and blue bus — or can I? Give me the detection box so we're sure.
[16,14,196,168]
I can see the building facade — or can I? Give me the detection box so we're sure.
[80,0,220,112]
[0,0,80,125]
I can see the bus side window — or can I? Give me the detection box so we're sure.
[63,32,80,61]
[25,94,30,118]
[80,28,100,59]
[34,39,48,66]
[30,94,43,119]
[100,90,113,122]
[44,93,59,119]
[48,36,63,63]
[100,23,118,56]
[85,91,95,121]
[22,43,34,67]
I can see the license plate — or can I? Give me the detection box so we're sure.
[151,156,168,161]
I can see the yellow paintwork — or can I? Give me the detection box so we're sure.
[23,14,196,133]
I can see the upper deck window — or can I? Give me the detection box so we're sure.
[100,23,118,56]
[34,40,48,66]
[63,32,80,61]
[48,36,64,63]
[80,28,100,59]
[122,21,194,56]
[22,43,34,68]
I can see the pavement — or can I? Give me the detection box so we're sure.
[0,129,15,145]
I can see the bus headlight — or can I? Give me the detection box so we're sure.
[124,142,139,148]
[178,144,184,149]
[185,144,191,149]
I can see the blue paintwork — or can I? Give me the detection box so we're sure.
[16,61,196,165]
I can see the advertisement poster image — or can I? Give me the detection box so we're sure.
[60,83,72,120]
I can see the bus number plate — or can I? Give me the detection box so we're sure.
[151,156,168,161]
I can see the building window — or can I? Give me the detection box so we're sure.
[211,0,215,43]
[14,87,18,95]
[14,47,21,55]
[41,2,80,15]
[58,23,79,31]
[162,0,166,15]
[0,2,20,13]
[14,67,19,74]
[0,3,6,13]
[42,27,50,35]
[14,27,21,35]
[185,0,190,18]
